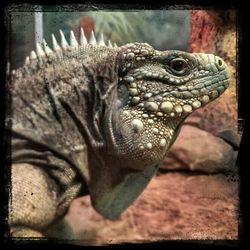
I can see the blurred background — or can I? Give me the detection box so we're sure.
[8,8,190,69]
[6,6,240,245]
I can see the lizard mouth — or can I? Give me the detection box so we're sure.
[138,77,230,117]
[147,76,229,102]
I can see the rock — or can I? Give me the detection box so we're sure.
[160,125,237,173]
[216,129,240,149]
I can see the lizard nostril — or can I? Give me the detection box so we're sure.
[217,59,223,67]
[215,56,225,70]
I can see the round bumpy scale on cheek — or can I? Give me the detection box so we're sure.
[125,76,134,83]
[140,49,149,55]
[201,95,210,104]
[145,102,159,112]
[130,82,137,88]
[129,88,138,96]
[126,53,135,59]
[152,128,159,134]
[183,104,193,113]
[171,90,182,98]
[217,86,225,94]
[132,96,140,104]
[157,112,163,117]
[144,93,153,99]
[148,119,154,125]
[146,142,153,149]
[192,100,201,109]
[211,90,219,99]
[191,89,199,96]
[122,110,130,116]
[174,105,183,113]
[160,101,173,113]
[178,85,188,91]
[155,96,163,101]
[159,138,167,148]
[131,119,144,133]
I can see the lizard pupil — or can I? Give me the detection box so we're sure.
[172,61,184,71]
[170,59,187,72]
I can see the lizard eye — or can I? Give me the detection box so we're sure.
[168,58,189,75]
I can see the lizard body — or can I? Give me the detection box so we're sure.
[7,29,230,237]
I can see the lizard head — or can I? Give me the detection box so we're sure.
[111,42,230,170]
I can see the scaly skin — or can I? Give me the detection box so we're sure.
[7,30,229,238]
[112,43,229,170]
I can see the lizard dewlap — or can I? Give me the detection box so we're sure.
[8,29,230,237]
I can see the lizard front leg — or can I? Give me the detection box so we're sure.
[9,163,59,237]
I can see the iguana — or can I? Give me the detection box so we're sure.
[7,28,230,238]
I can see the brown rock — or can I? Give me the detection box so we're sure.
[160,125,237,173]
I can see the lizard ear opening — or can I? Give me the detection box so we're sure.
[116,83,129,109]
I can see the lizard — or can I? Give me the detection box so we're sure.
[7,28,230,238]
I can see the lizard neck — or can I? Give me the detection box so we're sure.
[104,108,183,171]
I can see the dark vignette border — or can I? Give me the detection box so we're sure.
[0,0,248,249]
